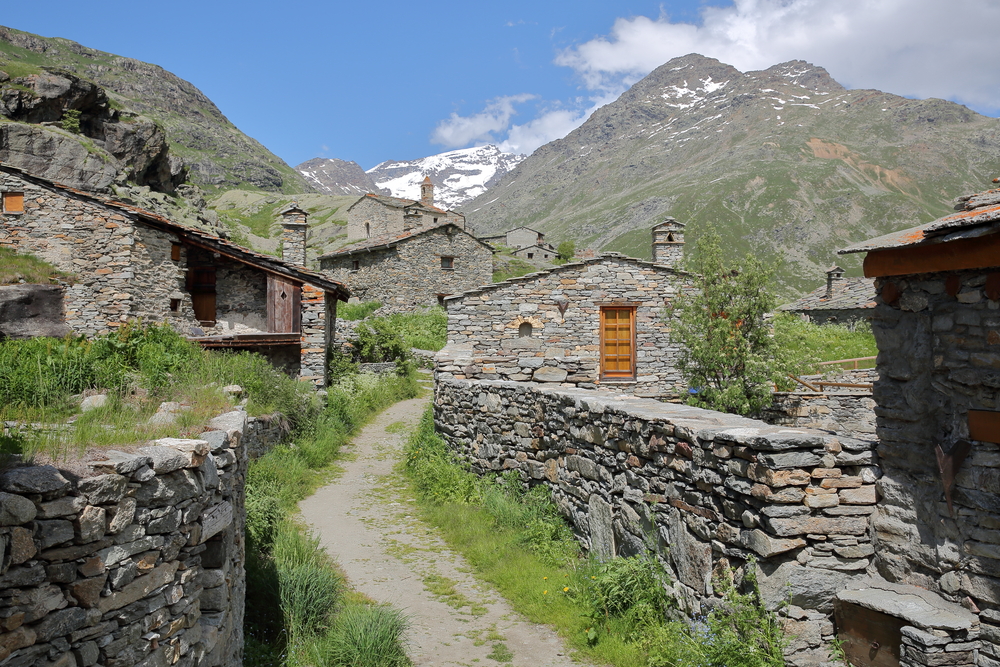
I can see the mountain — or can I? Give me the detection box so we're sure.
[464,55,1000,296]
[298,145,524,210]
[296,158,389,197]
[0,25,313,194]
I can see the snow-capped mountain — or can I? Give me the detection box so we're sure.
[295,158,388,196]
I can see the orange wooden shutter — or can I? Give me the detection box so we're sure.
[601,307,635,377]
[3,192,24,213]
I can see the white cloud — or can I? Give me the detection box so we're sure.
[499,92,621,155]
[431,94,537,148]
[557,0,1000,112]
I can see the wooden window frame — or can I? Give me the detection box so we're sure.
[441,256,455,270]
[599,305,637,379]
[2,192,24,214]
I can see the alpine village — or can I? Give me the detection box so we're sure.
[2,18,1000,667]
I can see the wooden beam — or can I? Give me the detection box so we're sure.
[969,410,1000,444]
[864,232,1000,278]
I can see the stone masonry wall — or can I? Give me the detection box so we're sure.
[869,268,1000,665]
[346,197,401,241]
[322,226,492,309]
[434,380,880,618]
[299,285,330,387]
[0,408,264,667]
[763,392,877,441]
[436,255,696,400]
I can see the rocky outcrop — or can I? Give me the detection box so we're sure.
[296,158,387,197]
[0,284,69,339]
[0,67,186,193]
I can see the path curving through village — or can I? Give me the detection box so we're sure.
[298,390,582,667]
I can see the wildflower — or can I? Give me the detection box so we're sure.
[563,587,569,592]
[543,577,547,580]
[543,590,548,595]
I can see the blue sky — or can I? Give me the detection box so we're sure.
[4,1,999,170]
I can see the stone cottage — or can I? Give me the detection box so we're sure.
[480,225,550,251]
[436,248,696,400]
[0,163,350,386]
[780,265,876,327]
[318,221,493,309]
[344,177,465,242]
[835,186,1000,666]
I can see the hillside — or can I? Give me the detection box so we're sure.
[464,55,1000,295]
[0,25,313,194]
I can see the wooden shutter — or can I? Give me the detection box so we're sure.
[267,274,301,333]
[601,307,635,377]
[3,192,24,213]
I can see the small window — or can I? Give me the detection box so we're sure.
[667,232,674,242]
[527,252,534,259]
[169,298,180,312]
[433,217,438,224]
[365,223,371,238]
[352,260,360,271]
[2,192,24,214]
[441,256,454,270]
[518,322,533,338]
[171,244,181,261]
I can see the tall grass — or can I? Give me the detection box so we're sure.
[773,313,878,374]
[402,407,790,667]
[338,300,382,321]
[244,371,419,667]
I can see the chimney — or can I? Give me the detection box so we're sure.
[826,265,845,297]
[651,217,685,268]
[280,203,309,266]
[420,176,434,207]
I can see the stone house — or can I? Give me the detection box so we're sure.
[318,221,493,309]
[780,265,876,327]
[345,177,465,242]
[834,186,1000,666]
[436,248,696,400]
[510,243,556,265]
[480,225,550,251]
[0,163,350,386]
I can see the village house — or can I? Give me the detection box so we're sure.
[832,186,1000,666]
[780,265,876,327]
[344,177,465,242]
[480,225,550,251]
[0,163,349,386]
[436,223,695,400]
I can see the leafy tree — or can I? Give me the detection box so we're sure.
[667,230,787,415]
[557,240,575,261]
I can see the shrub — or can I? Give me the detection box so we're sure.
[321,604,410,667]
[579,555,674,629]
[61,109,82,133]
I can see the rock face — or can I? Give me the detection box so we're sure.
[296,157,388,197]
[464,54,1000,296]
[0,25,311,194]
[0,284,69,339]
[0,67,186,193]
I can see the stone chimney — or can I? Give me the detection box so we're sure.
[651,217,685,268]
[280,203,309,266]
[420,176,434,207]
[826,265,845,297]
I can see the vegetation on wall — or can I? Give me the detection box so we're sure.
[0,248,75,285]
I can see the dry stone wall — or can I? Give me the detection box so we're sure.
[763,392,877,440]
[0,409,261,667]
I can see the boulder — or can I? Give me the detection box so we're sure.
[0,285,69,340]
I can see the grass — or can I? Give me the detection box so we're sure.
[244,370,420,667]
[0,248,75,285]
[339,300,383,321]
[493,256,538,282]
[772,313,878,374]
[401,408,790,667]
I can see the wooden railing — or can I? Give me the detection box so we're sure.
[816,355,877,370]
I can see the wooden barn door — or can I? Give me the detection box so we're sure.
[267,275,302,333]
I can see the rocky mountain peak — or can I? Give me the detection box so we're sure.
[296,158,388,197]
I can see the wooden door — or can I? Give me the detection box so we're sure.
[601,307,635,377]
[267,274,302,333]
[187,267,217,325]
[192,292,216,325]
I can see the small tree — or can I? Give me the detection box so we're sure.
[557,240,575,261]
[667,230,785,416]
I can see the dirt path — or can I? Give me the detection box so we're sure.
[298,391,581,667]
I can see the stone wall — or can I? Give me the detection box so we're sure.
[436,255,696,399]
[299,285,331,387]
[321,226,492,309]
[869,268,1000,663]
[0,408,264,667]
[763,392,877,440]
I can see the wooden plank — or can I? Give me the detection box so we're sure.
[969,410,1000,444]
[834,599,904,667]
[267,275,301,333]
[864,232,1000,278]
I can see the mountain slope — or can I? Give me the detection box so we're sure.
[0,25,312,194]
[464,55,1000,295]
[297,145,525,209]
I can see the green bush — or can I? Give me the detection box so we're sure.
[339,300,382,320]
[772,312,877,374]
[61,108,82,133]
[320,604,410,667]
[579,555,674,629]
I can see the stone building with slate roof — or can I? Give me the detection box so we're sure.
[318,221,493,309]
[436,251,696,399]
[829,185,1000,666]
[780,265,876,326]
[345,177,465,242]
[0,163,349,386]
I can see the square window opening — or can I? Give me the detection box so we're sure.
[441,256,455,270]
[2,192,24,214]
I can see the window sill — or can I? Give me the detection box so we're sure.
[2,211,24,216]
[599,376,636,384]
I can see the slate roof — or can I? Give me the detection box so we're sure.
[780,277,876,313]
[444,252,690,303]
[346,192,459,217]
[841,187,1000,255]
[317,222,494,258]
[0,163,350,300]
